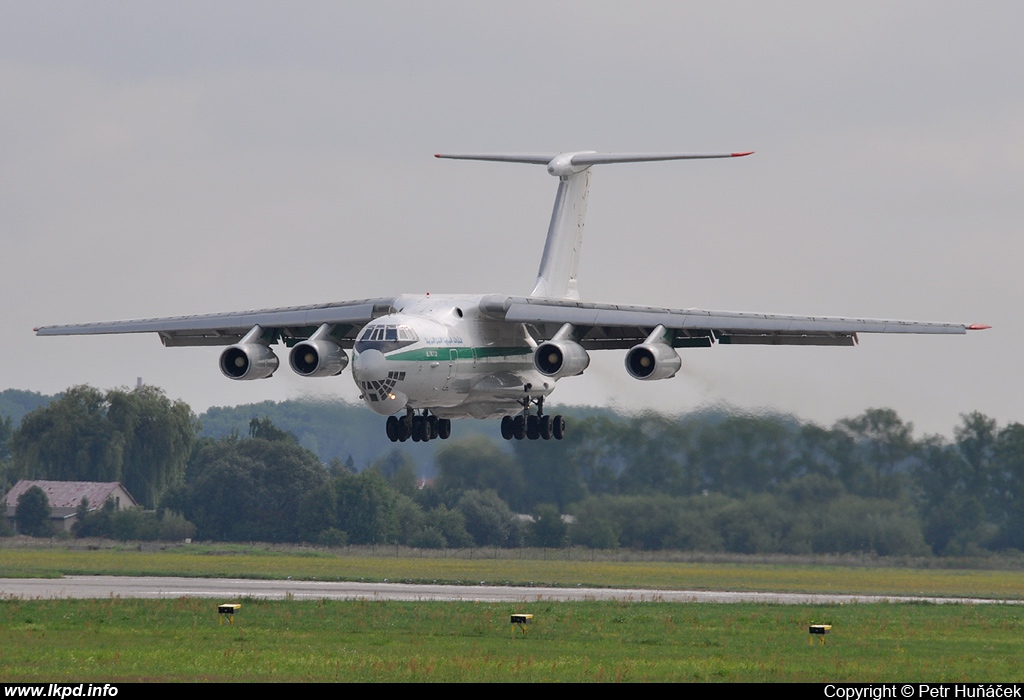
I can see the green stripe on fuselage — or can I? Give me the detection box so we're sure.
[384,346,532,362]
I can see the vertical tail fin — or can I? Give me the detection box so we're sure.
[533,167,589,299]
[435,150,752,300]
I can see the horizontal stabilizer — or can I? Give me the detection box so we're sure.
[435,151,753,168]
[569,152,753,166]
[437,149,754,300]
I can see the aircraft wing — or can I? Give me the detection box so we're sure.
[35,298,399,348]
[478,295,988,350]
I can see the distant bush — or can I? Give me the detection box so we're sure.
[16,485,52,537]
[74,498,197,542]
[315,527,348,548]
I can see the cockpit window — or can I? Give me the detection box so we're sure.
[355,324,418,354]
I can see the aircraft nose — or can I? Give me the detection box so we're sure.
[352,348,388,382]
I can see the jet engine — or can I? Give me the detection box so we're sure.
[534,339,590,378]
[220,343,279,380]
[289,340,349,377]
[624,341,681,381]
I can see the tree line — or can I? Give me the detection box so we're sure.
[2,385,1022,556]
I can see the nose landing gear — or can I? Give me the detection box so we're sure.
[386,409,451,443]
[500,397,564,441]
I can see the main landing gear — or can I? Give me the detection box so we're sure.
[500,396,565,441]
[386,409,451,443]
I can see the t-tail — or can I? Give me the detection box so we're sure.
[435,150,753,300]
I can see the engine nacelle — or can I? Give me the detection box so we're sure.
[220,343,279,380]
[534,339,590,378]
[625,341,681,381]
[289,340,349,377]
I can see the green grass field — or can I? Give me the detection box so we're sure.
[2,598,1022,682]
[2,542,1023,599]
[2,542,1023,681]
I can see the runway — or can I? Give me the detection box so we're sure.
[1,576,1017,605]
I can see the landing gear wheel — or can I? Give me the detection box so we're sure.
[411,415,425,442]
[500,416,514,440]
[398,416,411,442]
[386,415,399,442]
[540,415,553,440]
[427,415,439,440]
[512,415,526,440]
[526,415,540,440]
[438,418,452,440]
[552,415,566,440]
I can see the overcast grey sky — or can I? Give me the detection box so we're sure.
[2,2,1019,436]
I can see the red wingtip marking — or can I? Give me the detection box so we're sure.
[732,151,754,157]
[967,324,991,331]
[434,154,442,158]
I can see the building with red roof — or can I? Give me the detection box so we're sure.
[3,480,138,533]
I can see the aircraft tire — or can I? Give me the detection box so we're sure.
[386,416,399,442]
[411,416,424,442]
[428,416,439,440]
[540,415,553,440]
[552,415,566,440]
[513,415,526,440]
[438,419,452,440]
[398,416,411,442]
[500,416,514,440]
[526,415,540,440]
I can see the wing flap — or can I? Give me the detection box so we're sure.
[717,333,857,347]
[435,153,555,165]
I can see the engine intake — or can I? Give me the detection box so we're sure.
[220,343,279,380]
[625,341,681,381]
[534,339,590,378]
[289,340,349,377]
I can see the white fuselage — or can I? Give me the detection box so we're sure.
[349,294,554,419]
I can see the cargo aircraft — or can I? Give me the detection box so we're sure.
[36,151,988,443]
